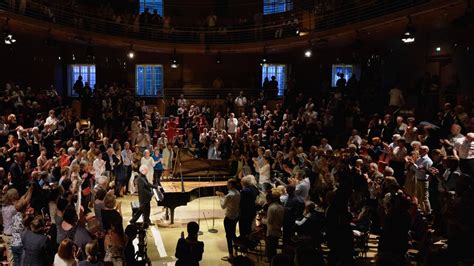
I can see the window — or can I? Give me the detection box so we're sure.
[331,64,353,87]
[136,65,163,97]
[263,0,293,15]
[262,64,287,97]
[68,64,96,97]
[139,0,164,16]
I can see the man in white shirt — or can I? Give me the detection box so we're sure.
[216,179,240,262]
[177,94,187,108]
[388,86,404,107]
[226,113,238,138]
[409,145,433,215]
[347,129,362,149]
[454,132,474,175]
[290,170,310,203]
[44,110,58,131]
[234,91,247,115]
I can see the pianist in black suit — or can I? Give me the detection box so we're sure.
[130,164,155,226]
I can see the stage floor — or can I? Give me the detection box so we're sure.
[118,194,379,265]
[119,194,244,266]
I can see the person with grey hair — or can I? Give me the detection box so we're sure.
[407,145,433,215]
[129,165,155,226]
[239,175,259,238]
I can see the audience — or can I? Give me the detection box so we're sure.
[0,69,473,266]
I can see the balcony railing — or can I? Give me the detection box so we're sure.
[0,0,431,44]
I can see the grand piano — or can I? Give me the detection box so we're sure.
[158,148,231,224]
[158,181,228,224]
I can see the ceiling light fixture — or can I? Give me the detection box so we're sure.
[171,48,179,68]
[128,44,135,59]
[401,17,416,43]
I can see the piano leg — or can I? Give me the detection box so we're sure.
[170,207,176,224]
[164,207,176,224]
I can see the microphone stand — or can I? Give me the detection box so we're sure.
[197,175,203,235]
[208,175,218,233]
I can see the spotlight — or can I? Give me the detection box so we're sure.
[295,28,300,35]
[171,59,179,68]
[58,56,61,60]
[304,49,312,58]
[72,54,76,61]
[171,49,179,68]
[436,46,441,52]
[401,17,415,43]
[4,33,16,45]
[216,52,222,64]
[260,57,267,66]
[128,44,135,59]
[3,18,16,45]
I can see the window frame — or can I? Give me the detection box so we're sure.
[67,64,96,97]
[135,64,164,97]
[263,0,293,15]
[139,0,164,16]
[331,64,354,88]
[261,63,287,97]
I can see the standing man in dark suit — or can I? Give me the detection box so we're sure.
[10,152,28,196]
[104,147,119,177]
[130,164,155,226]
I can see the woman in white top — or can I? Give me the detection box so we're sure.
[140,149,155,184]
[54,239,78,266]
[255,156,271,186]
[92,153,106,177]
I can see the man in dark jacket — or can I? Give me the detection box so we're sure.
[130,164,155,226]
[10,152,28,196]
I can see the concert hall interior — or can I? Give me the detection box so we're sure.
[0,0,474,265]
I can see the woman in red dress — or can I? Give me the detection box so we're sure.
[166,116,178,143]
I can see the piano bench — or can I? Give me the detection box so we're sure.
[131,201,140,215]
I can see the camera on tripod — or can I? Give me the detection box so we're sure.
[133,222,151,266]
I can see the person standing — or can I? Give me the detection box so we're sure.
[227,113,238,139]
[121,142,133,193]
[175,221,204,266]
[151,147,163,187]
[239,175,259,238]
[408,145,433,216]
[130,165,155,226]
[162,143,174,179]
[140,149,155,184]
[264,190,285,262]
[216,179,240,262]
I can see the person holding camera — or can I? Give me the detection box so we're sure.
[175,221,204,266]
[129,165,155,226]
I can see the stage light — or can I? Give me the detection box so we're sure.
[171,59,179,68]
[401,17,416,43]
[3,18,16,45]
[436,46,441,52]
[72,54,76,61]
[304,49,312,58]
[216,52,222,64]
[4,33,16,45]
[128,44,135,59]
[58,56,61,60]
[171,49,179,68]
